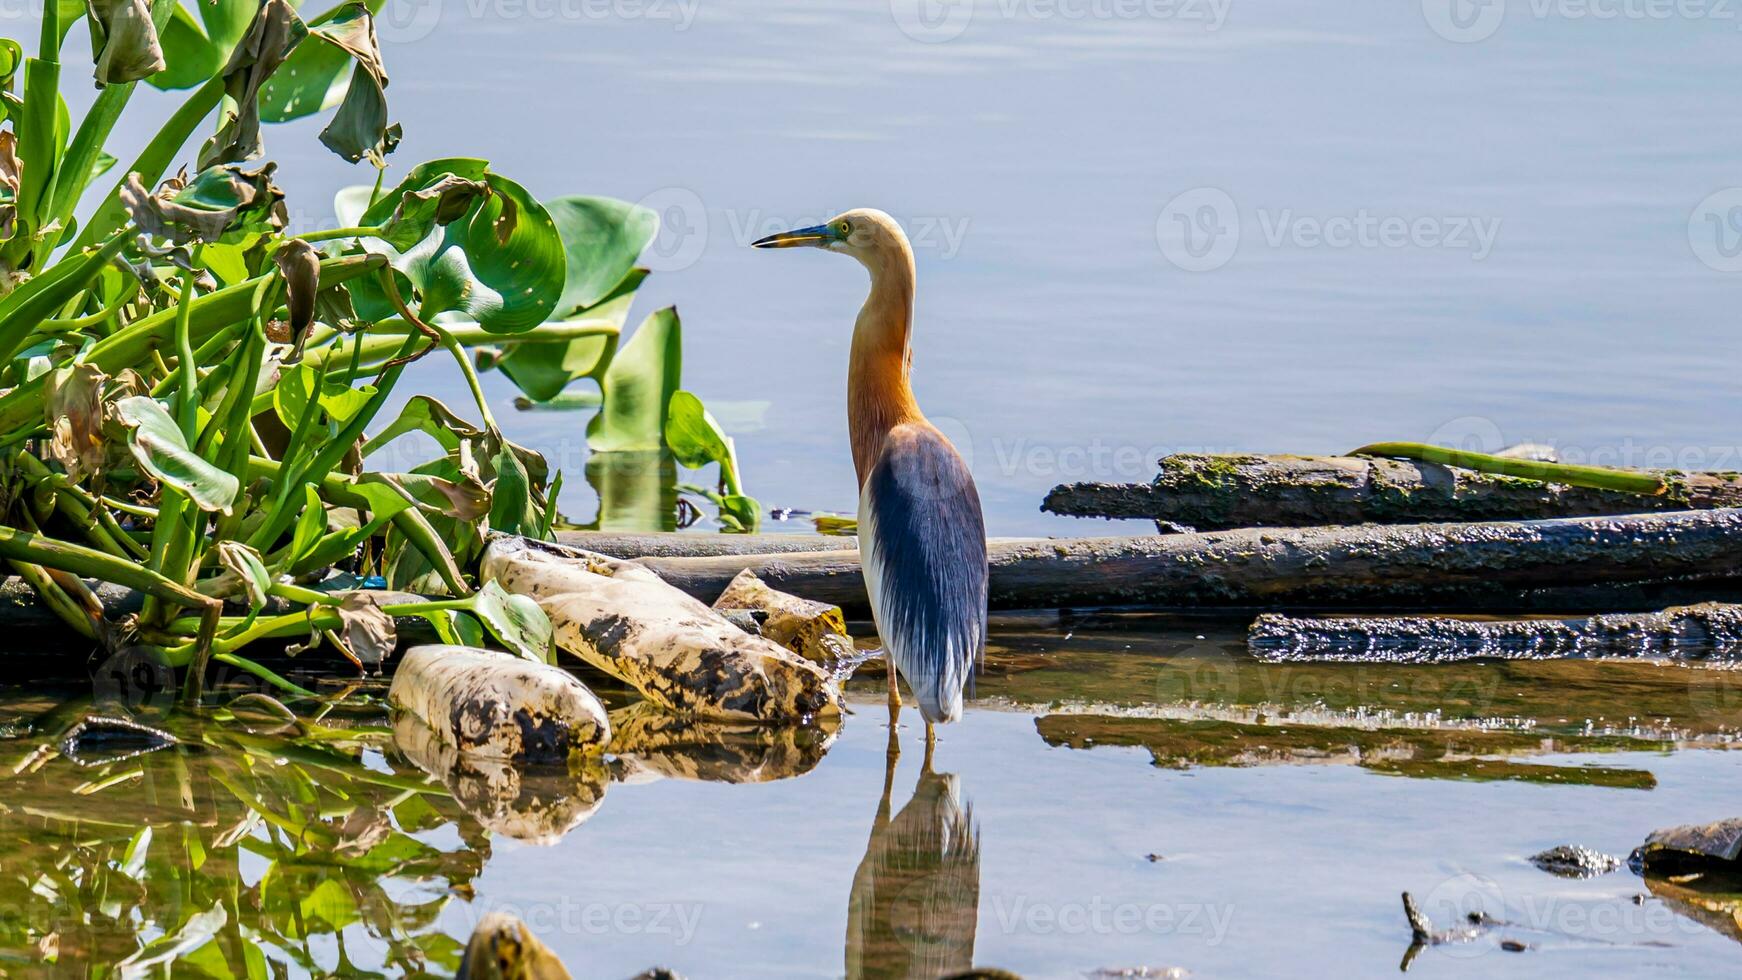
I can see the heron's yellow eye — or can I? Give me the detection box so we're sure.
[839,221,852,235]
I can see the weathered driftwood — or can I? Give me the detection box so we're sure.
[387,644,610,763]
[712,568,852,663]
[628,509,1742,614]
[482,536,844,724]
[1043,453,1742,531]
[392,712,607,846]
[1249,602,1742,663]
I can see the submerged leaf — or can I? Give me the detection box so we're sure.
[85,0,167,85]
[114,395,240,512]
[587,307,682,452]
[198,0,307,169]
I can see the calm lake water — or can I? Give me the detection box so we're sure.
[8,617,1742,978]
[13,2,1742,977]
[55,0,1742,534]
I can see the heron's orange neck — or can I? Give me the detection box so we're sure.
[848,242,922,487]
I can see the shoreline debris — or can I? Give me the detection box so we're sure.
[387,644,610,764]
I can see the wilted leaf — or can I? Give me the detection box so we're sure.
[379,471,489,521]
[466,580,551,664]
[374,173,489,251]
[215,540,271,613]
[337,591,396,666]
[0,131,18,241]
[121,163,288,244]
[362,394,483,457]
[587,307,681,452]
[272,237,320,348]
[114,395,240,512]
[310,2,399,164]
[259,0,384,122]
[197,0,307,169]
[85,0,166,85]
[45,363,106,481]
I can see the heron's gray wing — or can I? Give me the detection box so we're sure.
[859,423,989,724]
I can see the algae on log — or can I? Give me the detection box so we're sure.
[482,536,844,724]
[387,644,611,764]
[631,509,1742,614]
[712,568,853,663]
[1043,453,1742,531]
[1249,602,1742,663]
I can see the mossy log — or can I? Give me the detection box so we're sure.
[712,568,853,663]
[628,509,1742,614]
[1249,602,1742,662]
[1043,453,1742,531]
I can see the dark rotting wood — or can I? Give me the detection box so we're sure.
[630,509,1742,614]
[1249,602,1742,663]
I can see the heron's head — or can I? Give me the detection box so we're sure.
[751,208,911,271]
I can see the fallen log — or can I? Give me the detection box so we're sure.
[629,509,1742,614]
[556,529,852,557]
[481,536,845,724]
[712,568,853,664]
[1248,602,1742,662]
[387,644,611,763]
[1043,453,1742,531]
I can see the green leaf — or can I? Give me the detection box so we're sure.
[465,580,552,664]
[289,485,325,562]
[545,195,658,315]
[150,4,224,90]
[587,307,681,451]
[362,394,481,457]
[258,0,386,123]
[310,1,398,163]
[349,159,565,333]
[492,268,643,403]
[114,395,241,513]
[664,389,731,470]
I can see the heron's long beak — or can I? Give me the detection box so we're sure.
[751,224,834,249]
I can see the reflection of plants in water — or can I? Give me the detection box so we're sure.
[0,705,484,976]
[845,752,981,980]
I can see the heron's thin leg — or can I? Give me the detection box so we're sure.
[923,722,936,770]
[885,657,901,720]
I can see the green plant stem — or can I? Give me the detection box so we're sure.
[38,282,138,331]
[7,559,96,641]
[211,653,318,700]
[0,523,213,610]
[1348,442,1667,496]
[295,226,383,245]
[69,77,226,253]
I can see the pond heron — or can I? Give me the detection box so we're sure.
[754,209,989,752]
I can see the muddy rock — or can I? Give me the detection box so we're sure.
[1530,845,1622,878]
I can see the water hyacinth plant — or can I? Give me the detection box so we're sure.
[0,0,757,702]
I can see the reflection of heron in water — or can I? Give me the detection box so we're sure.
[845,732,981,979]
